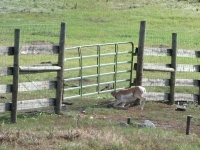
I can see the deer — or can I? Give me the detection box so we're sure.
[101,84,146,110]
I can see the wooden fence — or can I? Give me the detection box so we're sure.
[135,21,200,104]
[0,22,66,123]
[0,21,199,123]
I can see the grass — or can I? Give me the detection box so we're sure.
[1,101,200,149]
[0,0,200,149]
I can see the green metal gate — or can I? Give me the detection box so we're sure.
[63,42,135,101]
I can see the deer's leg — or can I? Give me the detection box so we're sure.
[136,96,146,110]
[125,97,137,107]
[113,100,122,107]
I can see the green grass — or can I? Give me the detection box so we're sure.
[0,0,200,149]
[0,0,200,47]
[1,101,200,149]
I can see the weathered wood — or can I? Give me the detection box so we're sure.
[0,45,59,56]
[143,66,175,72]
[141,78,170,86]
[0,81,56,94]
[0,47,14,55]
[146,92,197,102]
[1,45,199,58]
[144,48,172,56]
[175,93,198,102]
[135,63,174,72]
[139,63,199,72]
[0,84,12,94]
[144,48,200,58]
[177,49,200,58]
[19,66,61,72]
[145,92,169,101]
[136,21,146,86]
[11,29,20,123]
[2,79,198,95]
[17,98,55,110]
[0,103,11,112]
[0,98,55,112]
[175,79,199,86]
[176,64,199,72]
[0,67,13,76]
[136,78,199,86]
[169,33,177,105]
[186,115,193,135]
[55,22,66,114]
[20,45,59,55]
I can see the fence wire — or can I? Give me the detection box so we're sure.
[146,29,200,50]
[0,24,60,112]
[0,25,199,107]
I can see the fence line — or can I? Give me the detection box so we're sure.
[0,21,200,123]
[134,22,200,104]
[0,22,66,123]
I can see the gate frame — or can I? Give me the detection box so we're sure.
[63,42,136,101]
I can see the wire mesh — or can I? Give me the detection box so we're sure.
[0,24,60,112]
[145,29,200,103]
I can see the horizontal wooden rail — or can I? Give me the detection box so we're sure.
[0,45,59,56]
[0,81,56,94]
[144,48,200,58]
[145,92,198,102]
[134,63,200,72]
[141,78,199,86]
[0,65,60,76]
[0,67,13,76]
[0,98,55,112]
[19,66,61,72]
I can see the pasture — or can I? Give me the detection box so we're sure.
[0,0,200,149]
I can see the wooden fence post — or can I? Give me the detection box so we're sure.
[55,22,66,114]
[169,33,177,105]
[186,115,193,135]
[136,21,146,86]
[11,29,20,123]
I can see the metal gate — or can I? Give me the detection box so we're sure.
[63,42,135,101]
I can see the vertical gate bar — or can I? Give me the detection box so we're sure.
[78,47,81,96]
[78,47,83,97]
[11,29,20,123]
[129,42,134,87]
[169,33,177,105]
[114,43,118,90]
[136,21,146,86]
[55,22,66,114]
[97,45,101,93]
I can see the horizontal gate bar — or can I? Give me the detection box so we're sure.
[63,87,126,100]
[65,51,133,61]
[64,70,131,81]
[64,79,130,91]
[64,61,132,71]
